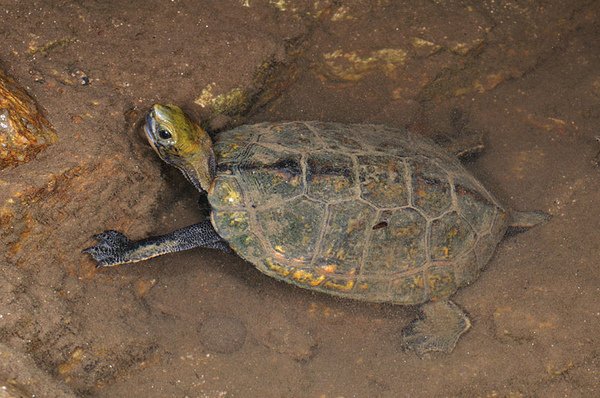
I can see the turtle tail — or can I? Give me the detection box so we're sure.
[505,210,551,236]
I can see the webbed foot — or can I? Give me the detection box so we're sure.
[83,230,132,267]
[401,300,471,355]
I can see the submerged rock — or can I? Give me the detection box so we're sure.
[0,69,57,170]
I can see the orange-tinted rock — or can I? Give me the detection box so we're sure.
[0,69,57,169]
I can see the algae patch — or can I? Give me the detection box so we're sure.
[320,48,408,82]
[195,84,249,116]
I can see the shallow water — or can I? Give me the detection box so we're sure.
[0,1,598,397]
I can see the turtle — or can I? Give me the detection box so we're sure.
[84,104,550,355]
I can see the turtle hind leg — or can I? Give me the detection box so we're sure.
[505,210,551,236]
[401,300,471,355]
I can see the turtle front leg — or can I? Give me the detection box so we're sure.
[83,220,232,268]
[401,300,471,355]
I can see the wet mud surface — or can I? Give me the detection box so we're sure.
[0,1,598,397]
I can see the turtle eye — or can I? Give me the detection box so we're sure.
[158,129,172,140]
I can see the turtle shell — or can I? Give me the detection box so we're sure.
[208,122,508,304]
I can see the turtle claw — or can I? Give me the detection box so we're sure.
[83,230,132,267]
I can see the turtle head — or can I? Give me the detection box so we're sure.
[144,104,216,193]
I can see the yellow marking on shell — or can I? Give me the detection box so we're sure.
[412,274,425,288]
[238,235,254,247]
[292,270,325,286]
[223,184,242,205]
[324,279,355,292]
[347,218,363,234]
[318,264,337,274]
[274,245,286,254]
[334,179,350,192]
[323,245,334,256]
[359,283,369,290]
[396,224,420,237]
[231,212,247,223]
[271,253,310,271]
[265,258,291,277]
[217,143,240,160]
[427,270,454,291]
[223,212,248,232]
[443,246,450,258]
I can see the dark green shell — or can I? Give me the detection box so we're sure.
[208,122,507,304]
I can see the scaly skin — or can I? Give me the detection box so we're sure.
[83,221,230,267]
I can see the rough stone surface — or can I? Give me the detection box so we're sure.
[0,69,57,169]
